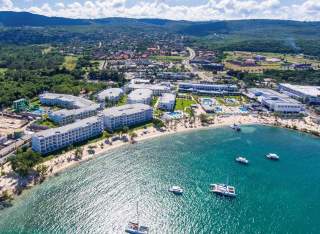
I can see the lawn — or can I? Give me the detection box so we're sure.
[151,97,158,107]
[117,95,128,106]
[149,56,185,63]
[0,68,7,75]
[174,98,196,114]
[34,119,58,128]
[62,56,78,71]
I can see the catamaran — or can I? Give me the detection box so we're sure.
[210,183,236,197]
[236,156,249,164]
[266,153,280,160]
[168,186,184,195]
[125,202,149,234]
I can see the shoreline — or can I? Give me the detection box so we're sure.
[1,114,319,205]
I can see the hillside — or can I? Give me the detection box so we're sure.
[1,11,320,56]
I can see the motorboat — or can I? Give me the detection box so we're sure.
[168,186,184,195]
[210,183,236,197]
[236,157,249,164]
[266,153,279,160]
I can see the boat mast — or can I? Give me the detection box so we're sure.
[136,201,139,224]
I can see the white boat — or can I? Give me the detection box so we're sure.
[125,222,149,234]
[210,183,236,197]
[230,124,241,131]
[168,186,184,195]
[266,153,280,160]
[125,202,149,234]
[236,157,249,164]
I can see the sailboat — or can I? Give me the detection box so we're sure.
[125,202,149,234]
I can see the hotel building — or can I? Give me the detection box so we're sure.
[178,83,239,95]
[48,104,100,126]
[158,93,176,111]
[278,83,320,105]
[128,89,153,105]
[247,88,304,114]
[97,88,124,103]
[40,93,100,125]
[102,104,153,131]
[32,116,104,155]
[125,83,171,96]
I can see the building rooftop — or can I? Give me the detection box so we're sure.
[103,103,152,117]
[159,93,176,104]
[97,88,123,101]
[128,83,171,91]
[40,93,95,108]
[128,89,153,101]
[247,88,301,105]
[279,83,320,97]
[34,116,102,138]
[50,104,100,117]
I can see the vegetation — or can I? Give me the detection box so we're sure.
[230,69,320,87]
[174,98,196,114]
[149,56,185,62]
[9,149,43,177]
[62,56,78,71]
[34,118,58,128]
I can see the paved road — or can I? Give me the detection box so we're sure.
[184,47,212,81]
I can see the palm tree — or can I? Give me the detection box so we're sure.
[74,147,84,160]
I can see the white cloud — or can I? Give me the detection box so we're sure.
[1,0,320,21]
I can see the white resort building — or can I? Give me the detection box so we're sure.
[102,104,153,131]
[126,83,171,96]
[39,93,100,125]
[97,88,124,103]
[39,93,95,109]
[158,93,176,111]
[128,89,153,105]
[247,88,304,114]
[48,104,100,126]
[178,83,239,95]
[32,116,104,155]
[278,83,320,105]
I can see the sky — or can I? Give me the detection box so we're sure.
[1,0,320,21]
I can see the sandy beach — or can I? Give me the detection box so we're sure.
[1,113,319,200]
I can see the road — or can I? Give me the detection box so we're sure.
[184,47,213,81]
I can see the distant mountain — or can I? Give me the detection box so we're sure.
[1,11,320,38]
[0,11,90,27]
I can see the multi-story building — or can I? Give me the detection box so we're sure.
[128,89,153,105]
[247,88,304,114]
[158,93,176,111]
[32,116,104,155]
[48,104,100,125]
[39,93,95,109]
[278,83,320,105]
[178,83,239,95]
[97,88,124,103]
[102,104,153,131]
[13,98,29,112]
[125,83,170,96]
[40,93,100,125]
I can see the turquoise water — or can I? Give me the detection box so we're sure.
[0,125,320,233]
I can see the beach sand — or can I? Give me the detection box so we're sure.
[1,114,319,198]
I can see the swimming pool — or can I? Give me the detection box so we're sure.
[31,108,46,116]
[163,111,184,119]
[239,106,249,113]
